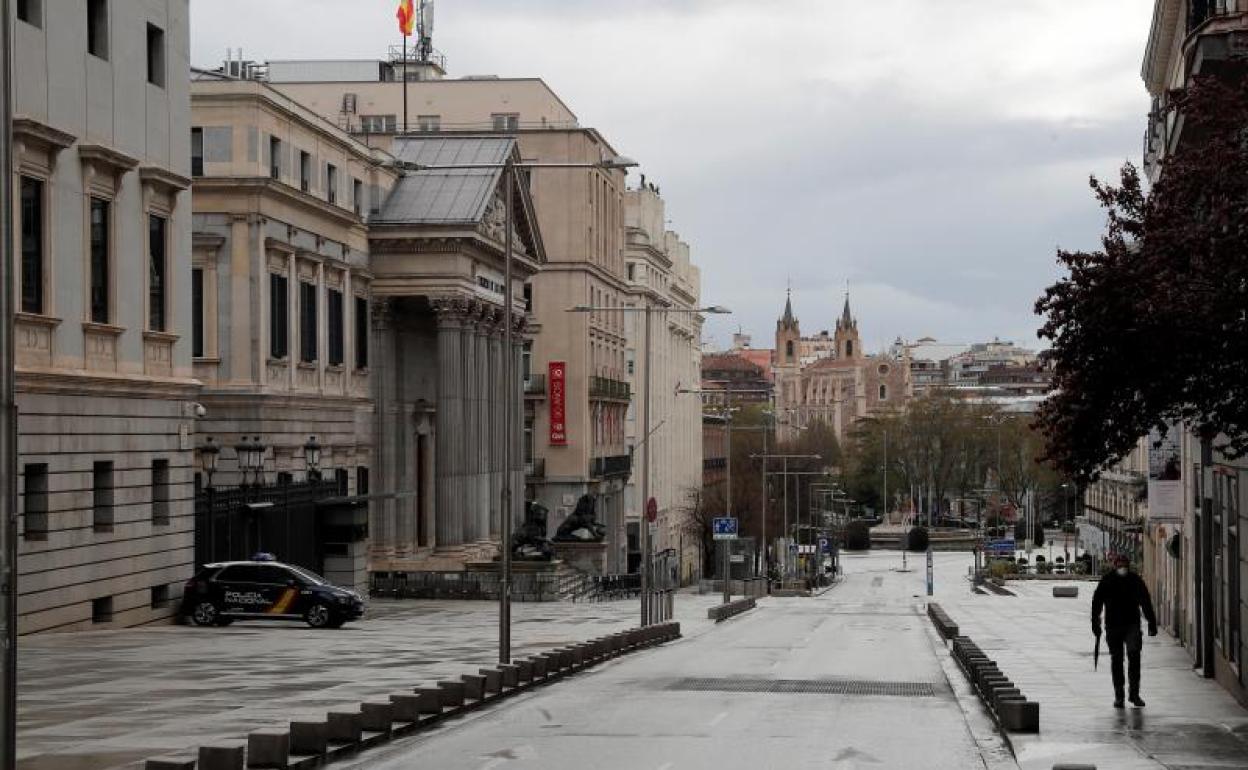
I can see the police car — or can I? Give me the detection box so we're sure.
[180,556,365,629]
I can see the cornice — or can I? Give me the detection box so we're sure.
[12,116,75,152]
[140,164,192,193]
[194,176,364,228]
[78,143,140,173]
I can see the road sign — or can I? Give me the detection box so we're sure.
[818,537,830,554]
[712,517,738,540]
[986,539,1015,556]
[645,497,658,523]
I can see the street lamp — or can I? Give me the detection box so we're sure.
[396,152,639,661]
[200,437,220,489]
[568,303,731,625]
[303,435,322,481]
[753,454,820,581]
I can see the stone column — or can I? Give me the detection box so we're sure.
[460,304,480,544]
[475,310,493,543]
[370,299,394,560]
[433,298,468,548]
[488,322,504,539]
[510,318,527,530]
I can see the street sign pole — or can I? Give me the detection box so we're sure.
[926,547,934,596]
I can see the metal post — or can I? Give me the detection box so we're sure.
[640,306,652,626]
[782,456,789,580]
[499,163,513,664]
[1199,432,1215,677]
[882,428,888,522]
[723,406,732,605]
[0,2,16,764]
[401,34,409,133]
[760,410,768,578]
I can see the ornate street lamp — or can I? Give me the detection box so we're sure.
[200,436,220,489]
[250,437,267,487]
[234,436,253,488]
[304,435,322,481]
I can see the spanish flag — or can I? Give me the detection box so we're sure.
[397,0,415,37]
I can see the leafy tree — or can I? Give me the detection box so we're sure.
[907,525,929,552]
[1035,76,1248,480]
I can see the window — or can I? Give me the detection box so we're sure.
[627,263,635,282]
[356,466,370,495]
[491,113,519,131]
[146,23,165,87]
[269,136,281,180]
[299,151,311,192]
[89,198,110,323]
[352,178,363,216]
[148,214,167,332]
[20,177,44,315]
[151,459,169,525]
[335,468,349,495]
[191,128,204,177]
[326,163,338,204]
[17,0,40,28]
[327,289,344,365]
[879,384,888,401]
[87,0,108,59]
[299,281,317,363]
[91,596,113,623]
[846,340,854,357]
[93,461,114,531]
[360,114,396,133]
[417,114,441,132]
[269,273,289,358]
[191,268,204,357]
[22,463,48,540]
[354,297,369,368]
[150,585,170,609]
[785,340,794,359]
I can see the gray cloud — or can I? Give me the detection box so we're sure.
[191,0,1153,352]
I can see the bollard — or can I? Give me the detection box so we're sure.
[461,674,486,701]
[326,712,362,745]
[1053,586,1079,598]
[289,721,328,756]
[498,664,520,688]
[515,659,534,682]
[438,680,466,707]
[998,700,1040,732]
[360,701,395,733]
[411,688,444,715]
[198,744,245,770]
[529,657,548,679]
[145,758,196,770]
[246,728,290,769]
[390,693,423,723]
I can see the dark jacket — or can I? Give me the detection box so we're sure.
[1091,570,1157,630]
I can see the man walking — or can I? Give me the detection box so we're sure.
[1091,554,1158,708]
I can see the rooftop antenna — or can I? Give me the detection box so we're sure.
[418,0,435,63]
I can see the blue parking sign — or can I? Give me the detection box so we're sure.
[712,517,739,540]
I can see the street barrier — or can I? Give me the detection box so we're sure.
[707,597,757,622]
[167,622,683,770]
[927,608,1040,734]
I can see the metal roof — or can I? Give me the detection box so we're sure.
[375,136,515,225]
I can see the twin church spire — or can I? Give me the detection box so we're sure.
[775,287,860,364]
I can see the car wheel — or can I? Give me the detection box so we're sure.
[191,601,220,627]
[304,602,334,629]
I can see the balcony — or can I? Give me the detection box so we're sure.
[590,454,632,480]
[524,373,546,398]
[525,458,545,479]
[589,376,631,402]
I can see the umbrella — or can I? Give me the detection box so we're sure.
[1093,629,1101,670]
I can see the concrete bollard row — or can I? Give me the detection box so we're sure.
[946,631,1040,733]
[170,622,682,770]
[707,597,757,622]
[926,602,960,639]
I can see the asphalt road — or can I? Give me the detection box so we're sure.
[349,553,993,770]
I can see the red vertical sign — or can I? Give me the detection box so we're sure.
[549,361,567,445]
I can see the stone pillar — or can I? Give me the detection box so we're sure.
[434,298,467,548]
[510,318,527,530]
[370,299,394,560]
[475,312,493,543]
[460,305,480,544]
[488,325,504,539]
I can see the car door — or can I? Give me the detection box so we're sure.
[214,565,276,615]
[258,565,304,618]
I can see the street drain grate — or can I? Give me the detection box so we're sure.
[665,678,935,697]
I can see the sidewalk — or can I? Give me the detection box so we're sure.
[16,595,720,770]
[938,572,1248,769]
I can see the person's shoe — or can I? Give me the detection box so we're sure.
[1113,698,1125,708]
[1129,696,1146,708]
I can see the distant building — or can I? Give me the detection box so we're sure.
[773,292,911,443]
[701,353,772,406]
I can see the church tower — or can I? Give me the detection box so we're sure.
[775,289,801,366]
[834,294,861,361]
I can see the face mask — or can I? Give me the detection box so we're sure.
[1116,567,1128,576]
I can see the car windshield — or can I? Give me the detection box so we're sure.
[287,565,328,586]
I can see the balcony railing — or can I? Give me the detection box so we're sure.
[589,376,631,402]
[524,373,546,396]
[590,454,632,479]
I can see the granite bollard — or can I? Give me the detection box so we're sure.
[198,744,246,770]
[246,728,290,769]
[326,712,362,745]
[360,702,395,733]
[288,722,328,756]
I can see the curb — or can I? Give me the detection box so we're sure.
[707,597,756,622]
[146,622,682,770]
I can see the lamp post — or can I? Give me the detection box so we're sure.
[752,457,820,580]
[395,153,639,659]
[569,304,730,626]
[201,437,221,565]
[303,435,322,482]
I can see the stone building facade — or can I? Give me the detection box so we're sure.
[773,293,911,445]
[189,76,396,500]
[12,0,197,632]
[622,184,703,579]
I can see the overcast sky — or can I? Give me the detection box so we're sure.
[191,0,1155,353]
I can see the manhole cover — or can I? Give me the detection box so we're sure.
[664,677,935,697]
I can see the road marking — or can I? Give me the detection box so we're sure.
[708,711,728,727]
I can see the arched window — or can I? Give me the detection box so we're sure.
[785,340,794,359]
[846,340,854,357]
[879,384,888,401]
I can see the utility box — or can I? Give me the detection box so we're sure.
[318,497,369,594]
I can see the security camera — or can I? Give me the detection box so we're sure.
[193,403,207,419]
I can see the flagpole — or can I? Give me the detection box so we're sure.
[402,32,408,133]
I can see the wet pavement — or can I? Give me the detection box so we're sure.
[17,596,720,770]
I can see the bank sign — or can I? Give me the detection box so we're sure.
[549,361,567,445]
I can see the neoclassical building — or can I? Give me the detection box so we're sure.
[773,292,912,443]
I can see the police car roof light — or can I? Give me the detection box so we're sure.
[252,552,276,562]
